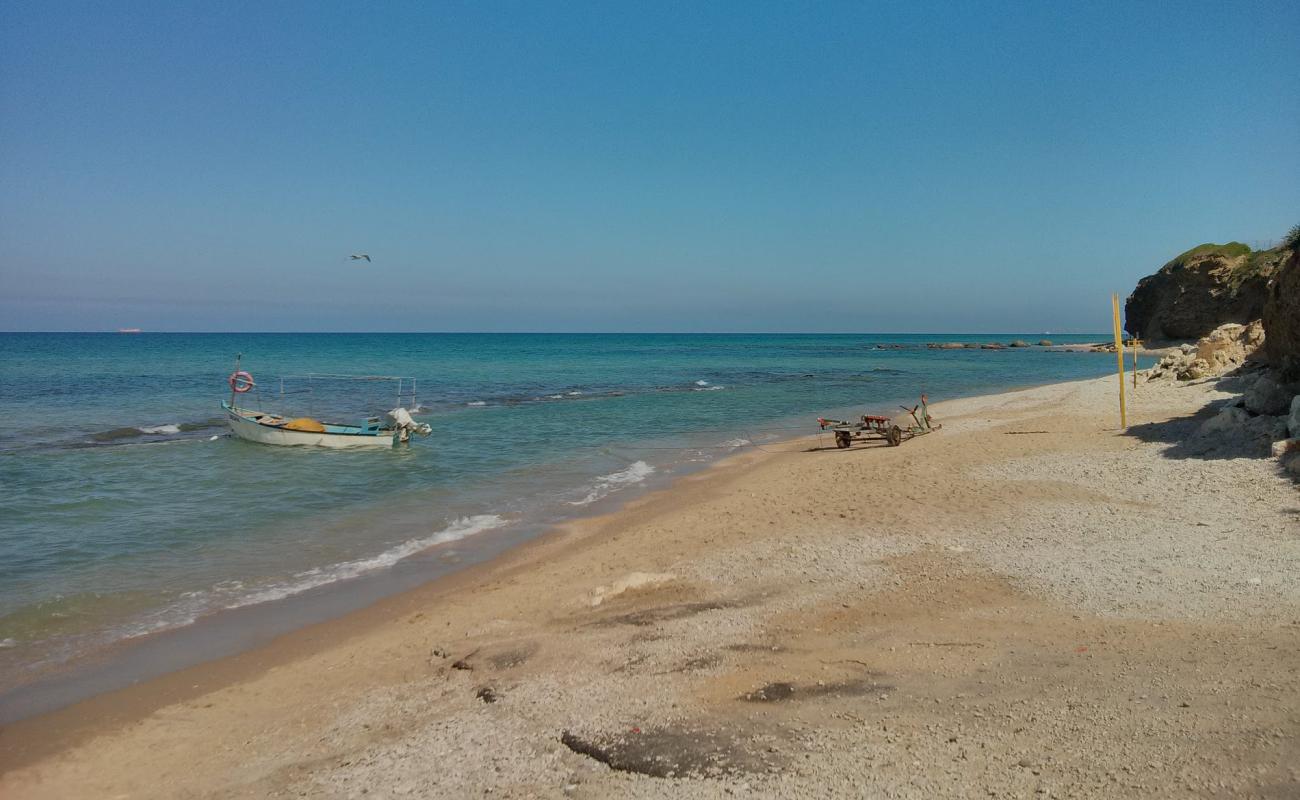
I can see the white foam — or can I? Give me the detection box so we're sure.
[693,385,725,391]
[467,401,487,407]
[569,461,656,506]
[225,514,508,609]
[695,379,710,386]
[719,438,751,448]
[139,424,181,434]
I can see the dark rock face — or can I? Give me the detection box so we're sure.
[1263,248,1300,379]
[1124,243,1285,341]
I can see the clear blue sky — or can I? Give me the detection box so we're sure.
[2,1,1296,332]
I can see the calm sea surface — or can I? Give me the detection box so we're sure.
[0,332,1133,698]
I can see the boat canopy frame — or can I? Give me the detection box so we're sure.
[233,370,420,424]
[275,374,418,413]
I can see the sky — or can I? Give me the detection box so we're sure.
[1,1,1297,333]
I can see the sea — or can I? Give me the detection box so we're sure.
[0,332,1139,718]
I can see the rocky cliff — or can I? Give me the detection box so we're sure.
[1131,230,1300,479]
[1124,243,1287,341]
[1262,246,1300,379]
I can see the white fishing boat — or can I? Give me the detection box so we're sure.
[222,357,430,449]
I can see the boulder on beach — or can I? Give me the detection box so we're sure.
[1271,438,1300,459]
[1285,452,1300,478]
[1146,321,1265,382]
[1189,404,1290,458]
[1038,339,1053,346]
[1243,374,1293,416]
[1124,242,1289,341]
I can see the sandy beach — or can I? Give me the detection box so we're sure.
[2,373,1297,798]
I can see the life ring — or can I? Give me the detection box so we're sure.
[229,371,255,393]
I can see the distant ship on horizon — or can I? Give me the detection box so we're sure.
[117,328,142,334]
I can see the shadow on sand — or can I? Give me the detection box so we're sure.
[1123,372,1297,483]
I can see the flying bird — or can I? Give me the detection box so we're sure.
[349,254,371,263]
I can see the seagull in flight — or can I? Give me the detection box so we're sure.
[349,254,371,263]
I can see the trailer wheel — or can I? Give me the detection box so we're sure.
[835,431,851,449]
[887,425,903,447]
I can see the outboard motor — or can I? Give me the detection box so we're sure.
[388,407,432,443]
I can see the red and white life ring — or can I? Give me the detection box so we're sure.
[229,371,255,393]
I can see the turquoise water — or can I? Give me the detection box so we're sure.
[0,332,1128,691]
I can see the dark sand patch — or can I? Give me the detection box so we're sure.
[742,677,892,703]
[560,726,771,778]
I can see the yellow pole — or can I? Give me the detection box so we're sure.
[1111,294,1127,428]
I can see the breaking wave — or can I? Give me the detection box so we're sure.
[138,424,181,435]
[569,461,656,506]
[224,515,509,609]
[88,417,225,444]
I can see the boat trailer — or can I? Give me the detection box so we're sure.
[817,394,941,449]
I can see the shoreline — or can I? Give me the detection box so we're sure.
[0,375,1130,739]
[0,374,1062,748]
[0,366,1133,725]
[4,371,1295,797]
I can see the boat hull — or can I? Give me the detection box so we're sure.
[224,407,395,449]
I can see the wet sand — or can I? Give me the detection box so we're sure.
[2,374,1297,798]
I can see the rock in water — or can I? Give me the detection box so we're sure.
[1125,243,1288,341]
[1263,247,1300,379]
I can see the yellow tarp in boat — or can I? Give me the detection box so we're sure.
[282,417,327,432]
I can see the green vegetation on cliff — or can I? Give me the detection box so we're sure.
[1162,242,1252,270]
